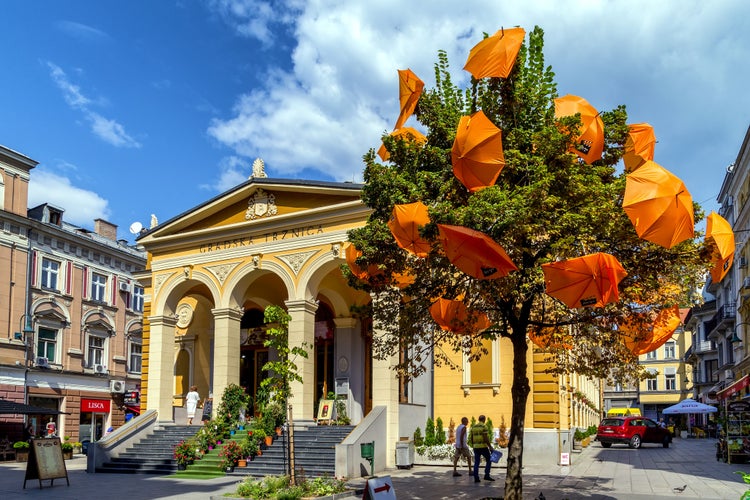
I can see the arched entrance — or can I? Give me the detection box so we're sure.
[239,308,267,415]
[314,301,335,403]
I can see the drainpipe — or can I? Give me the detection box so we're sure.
[23,229,34,404]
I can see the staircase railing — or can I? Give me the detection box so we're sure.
[86,409,159,472]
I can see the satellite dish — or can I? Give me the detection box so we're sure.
[129,221,143,235]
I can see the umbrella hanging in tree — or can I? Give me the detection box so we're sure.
[429,297,491,335]
[345,244,383,281]
[394,69,425,130]
[554,94,605,164]
[387,201,431,257]
[377,126,427,162]
[620,305,681,355]
[623,123,656,172]
[706,211,735,284]
[622,160,695,249]
[541,252,627,308]
[463,27,526,80]
[437,224,518,280]
[527,326,573,350]
[451,110,506,192]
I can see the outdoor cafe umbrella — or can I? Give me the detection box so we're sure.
[377,126,427,162]
[622,160,695,249]
[429,297,491,335]
[706,211,735,284]
[394,68,424,130]
[622,123,656,172]
[437,224,518,280]
[451,110,506,192]
[663,398,717,436]
[387,201,431,257]
[554,94,604,164]
[463,27,526,80]
[541,252,627,308]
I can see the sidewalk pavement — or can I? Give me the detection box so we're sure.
[1,437,749,499]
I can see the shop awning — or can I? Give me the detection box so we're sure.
[0,399,68,415]
[717,374,750,400]
[125,405,141,414]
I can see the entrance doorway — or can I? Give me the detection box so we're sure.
[240,309,268,415]
[314,303,335,404]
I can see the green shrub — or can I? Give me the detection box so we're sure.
[486,417,494,438]
[413,427,424,446]
[424,417,436,446]
[435,417,446,445]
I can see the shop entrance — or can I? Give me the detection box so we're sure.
[79,398,110,446]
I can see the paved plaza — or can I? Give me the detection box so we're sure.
[1,437,749,499]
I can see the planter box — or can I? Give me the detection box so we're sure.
[15,449,29,462]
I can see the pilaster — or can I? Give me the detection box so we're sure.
[211,307,243,409]
[146,314,177,421]
[285,299,318,421]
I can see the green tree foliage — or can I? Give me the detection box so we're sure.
[261,305,310,407]
[346,26,709,499]
[413,427,424,447]
[435,417,446,445]
[424,417,436,446]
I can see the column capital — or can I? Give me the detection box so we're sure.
[148,314,178,328]
[333,317,357,329]
[284,299,319,315]
[211,307,244,321]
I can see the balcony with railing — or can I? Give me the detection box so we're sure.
[707,303,736,339]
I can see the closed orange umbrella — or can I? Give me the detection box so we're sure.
[554,94,604,164]
[621,306,681,355]
[623,123,656,172]
[429,298,491,335]
[622,160,694,249]
[451,111,506,192]
[463,27,526,80]
[377,127,427,162]
[437,224,518,280]
[394,69,425,130]
[706,211,735,283]
[541,252,627,308]
[345,244,382,281]
[388,201,431,257]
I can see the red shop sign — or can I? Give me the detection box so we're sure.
[81,399,110,413]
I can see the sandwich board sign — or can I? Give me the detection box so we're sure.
[23,438,70,489]
[362,475,396,500]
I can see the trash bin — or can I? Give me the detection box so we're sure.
[360,441,375,475]
[395,440,414,469]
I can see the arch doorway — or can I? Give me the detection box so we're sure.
[315,302,335,403]
[240,308,267,416]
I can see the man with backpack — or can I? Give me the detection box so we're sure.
[470,415,495,483]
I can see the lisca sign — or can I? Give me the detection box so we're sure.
[80,399,110,413]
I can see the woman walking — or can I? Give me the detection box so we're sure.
[185,385,201,425]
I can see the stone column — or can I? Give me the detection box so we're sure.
[211,307,243,409]
[285,299,318,422]
[146,314,177,421]
[370,296,400,468]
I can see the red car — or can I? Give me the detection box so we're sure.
[596,416,672,449]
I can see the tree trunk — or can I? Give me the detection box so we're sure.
[504,331,530,500]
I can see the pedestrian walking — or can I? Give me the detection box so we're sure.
[470,414,494,483]
[453,416,472,477]
[185,385,201,425]
[201,393,214,424]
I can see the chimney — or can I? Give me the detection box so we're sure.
[94,219,118,241]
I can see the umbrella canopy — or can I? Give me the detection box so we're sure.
[377,127,427,162]
[623,123,656,172]
[622,160,695,249]
[463,27,526,80]
[345,244,382,281]
[429,298,491,335]
[528,327,573,350]
[437,224,518,280]
[621,306,681,355]
[554,94,604,164]
[451,111,506,192]
[387,201,431,257]
[706,211,735,284]
[662,398,717,415]
[541,252,627,308]
[394,69,425,130]
[0,399,67,415]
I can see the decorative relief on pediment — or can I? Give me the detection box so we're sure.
[154,273,171,297]
[278,250,319,275]
[205,262,240,285]
[245,188,278,220]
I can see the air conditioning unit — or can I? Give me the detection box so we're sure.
[725,369,735,380]
[740,257,748,269]
[110,380,126,394]
[94,364,107,374]
[119,281,131,292]
[743,277,750,289]
[35,357,50,368]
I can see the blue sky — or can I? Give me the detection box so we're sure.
[1,0,749,244]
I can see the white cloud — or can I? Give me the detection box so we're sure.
[207,0,290,45]
[200,156,251,191]
[56,20,110,42]
[27,169,111,227]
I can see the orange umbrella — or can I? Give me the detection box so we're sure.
[429,298,491,335]
[394,69,425,130]
[554,94,604,164]
[528,326,573,350]
[388,201,431,257]
[451,111,506,192]
[345,244,382,281]
[463,27,526,80]
[623,123,656,172]
[437,224,518,280]
[706,211,735,283]
[377,127,427,162]
[622,160,694,249]
[541,252,627,308]
[621,306,681,355]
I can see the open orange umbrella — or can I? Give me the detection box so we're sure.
[394,69,425,130]
[437,224,518,280]
[388,201,431,257]
[623,123,656,172]
[377,127,427,162]
[620,306,681,355]
[429,298,491,335]
[528,326,573,350]
[345,244,382,281]
[451,111,506,192]
[463,27,526,80]
[554,94,604,164]
[706,211,735,283]
[542,252,627,308]
[622,160,694,249]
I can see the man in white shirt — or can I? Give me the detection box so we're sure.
[452,417,472,477]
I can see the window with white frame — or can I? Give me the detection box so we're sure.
[129,339,142,373]
[665,367,676,390]
[91,272,107,302]
[462,337,500,388]
[37,327,58,363]
[87,332,106,367]
[41,258,60,290]
[646,369,658,391]
[664,341,675,359]
[646,350,657,360]
[132,285,144,313]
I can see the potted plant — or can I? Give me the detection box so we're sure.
[242,436,258,461]
[13,441,29,462]
[264,401,286,435]
[61,436,74,459]
[174,439,198,470]
[218,440,243,472]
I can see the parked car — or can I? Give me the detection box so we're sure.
[596,416,672,449]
